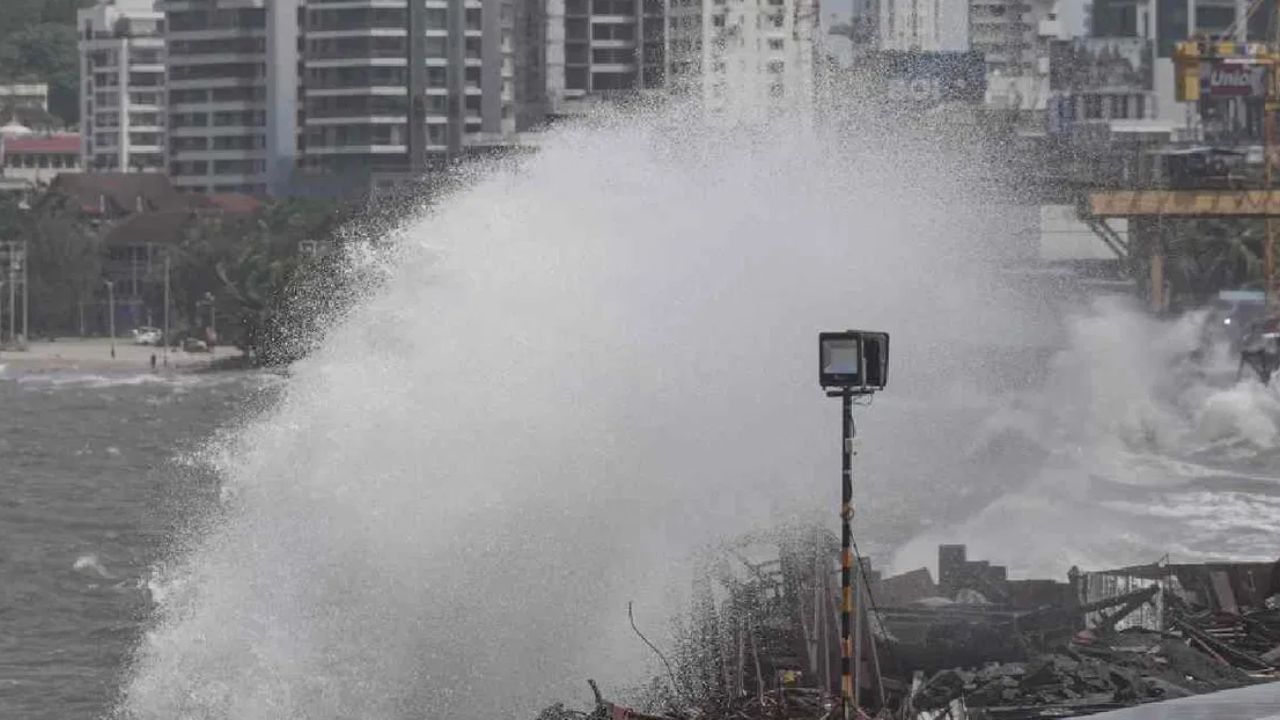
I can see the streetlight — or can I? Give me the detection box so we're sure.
[7,249,14,347]
[104,280,116,359]
[818,330,889,720]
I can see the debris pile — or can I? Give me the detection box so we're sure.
[899,553,1280,718]
[910,629,1257,718]
[1166,601,1280,672]
[534,535,1280,720]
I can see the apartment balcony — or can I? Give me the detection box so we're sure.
[171,149,265,160]
[168,53,267,67]
[166,28,267,43]
[307,28,409,39]
[307,87,407,98]
[305,114,408,125]
[306,144,408,155]
[305,57,407,68]
[166,99,266,112]
[168,125,267,137]
[167,78,266,91]
[306,86,408,97]
[589,62,638,73]
[591,39,638,49]
[311,0,409,8]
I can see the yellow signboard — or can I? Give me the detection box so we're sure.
[1172,41,1276,102]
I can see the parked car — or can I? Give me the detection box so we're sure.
[132,327,162,346]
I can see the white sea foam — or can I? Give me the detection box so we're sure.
[116,102,1047,720]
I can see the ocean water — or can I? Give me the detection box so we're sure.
[3,107,1278,720]
[6,315,1278,720]
[0,373,280,720]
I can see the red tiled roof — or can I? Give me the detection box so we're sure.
[101,210,194,248]
[192,192,263,215]
[4,133,79,155]
[45,173,189,215]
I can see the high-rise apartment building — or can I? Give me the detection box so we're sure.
[968,0,1047,76]
[79,0,166,173]
[668,0,819,117]
[158,0,300,195]
[534,0,816,119]
[879,0,967,52]
[540,0,666,117]
[299,0,415,177]
[161,0,271,194]
[299,0,518,183]
[1085,0,1269,124]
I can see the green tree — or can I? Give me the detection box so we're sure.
[25,200,101,336]
[39,0,94,25]
[0,22,83,126]
[175,198,363,363]
[0,1,46,41]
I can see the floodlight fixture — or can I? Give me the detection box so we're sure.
[818,329,889,720]
[818,330,889,393]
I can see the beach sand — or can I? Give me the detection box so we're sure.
[1,339,222,375]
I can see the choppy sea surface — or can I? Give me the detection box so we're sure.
[4,340,1280,720]
[0,372,279,720]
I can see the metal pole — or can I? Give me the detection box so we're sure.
[106,281,115,359]
[162,252,170,367]
[21,241,27,345]
[1267,56,1278,303]
[8,250,15,347]
[840,388,857,720]
[854,562,864,713]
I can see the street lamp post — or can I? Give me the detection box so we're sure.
[819,330,889,720]
[20,241,26,346]
[162,251,170,367]
[105,280,116,359]
[7,252,14,347]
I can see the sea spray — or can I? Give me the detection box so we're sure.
[118,104,1037,720]
[890,298,1280,578]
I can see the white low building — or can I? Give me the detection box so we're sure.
[0,83,49,112]
[78,0,166,174]
[0,123,81,187]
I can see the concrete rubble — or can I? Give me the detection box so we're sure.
[536,535,1280,720]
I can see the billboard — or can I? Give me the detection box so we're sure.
[864,51,987,107]
[1050,38,1153,92]
[1199,60,1267,97]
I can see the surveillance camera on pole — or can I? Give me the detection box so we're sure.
[818,330,888,720]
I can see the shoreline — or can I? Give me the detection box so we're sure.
[0,338,249,376]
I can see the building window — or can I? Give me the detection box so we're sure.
[1083,94,1102,119]
[1110,94,1127,119]
[593,0,636,13]
[592,22,635,40]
